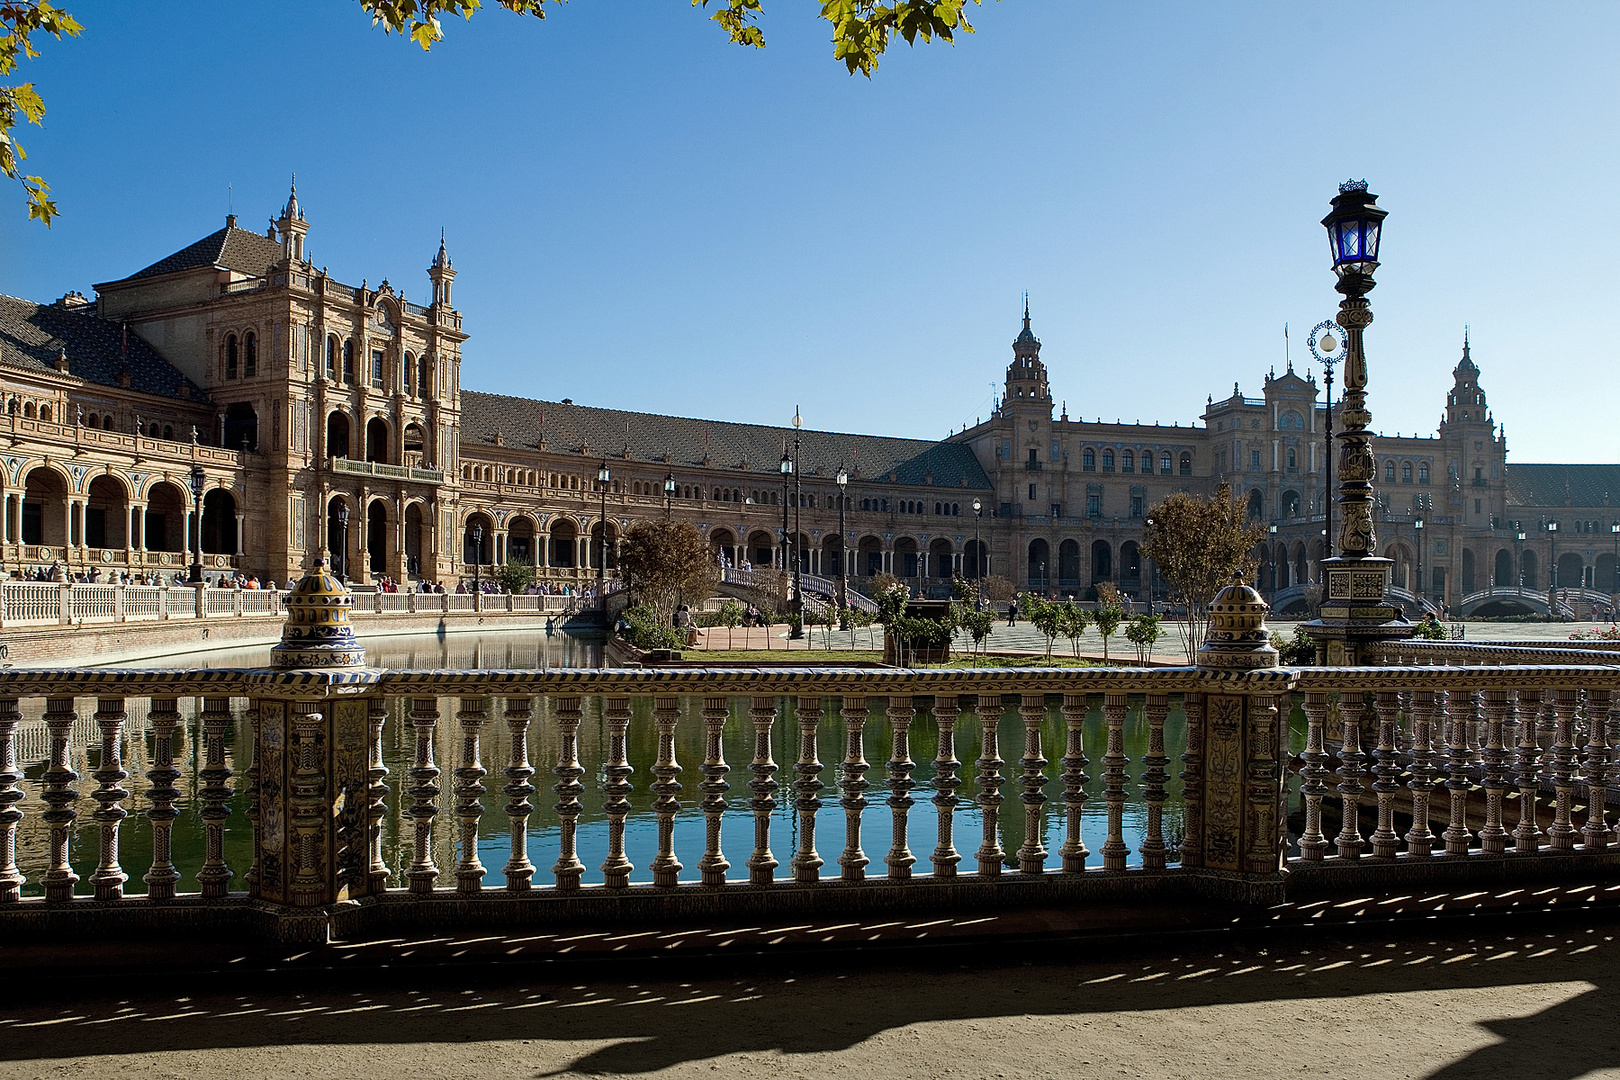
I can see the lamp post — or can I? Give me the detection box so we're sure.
[1516,525,1526,591]
[1611,521,1618,595]
[1300,180,1408,664]
[188,463,206,584]
[787,409,804,639]
[1546,518,1559,594]
[1267,523,1277,593]
[664,473,676,518]
[1414,516,1424,607]
[1146,515,1157,616]
[335,501,350,585]
[837,467,850,629]
[1308,319,1342,591]
[972,497,983,611]
[472,522,483,591]
[596,461,610,606]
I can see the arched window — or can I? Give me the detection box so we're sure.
[148,423,159,437]
[1178,452,1192,476]
[225,334,238,380]
[103,414,114,429]
[1401,462,1413,484]
[1082,448,1096,471]
[1286,447,1296,469]
[162,425,173,440]
[326,335,338,379]
[39,405,50,422]
[404,352,415,396]
[244,331,257,377]
[1418,462,1430,483]
[1121,450,1134,473]
[1162,452,1173,474]
[1384,461,1396,483]
[86,413,98,429]
[418,354,429,397]
[342,340,355,384]
[1102,449,1115,472]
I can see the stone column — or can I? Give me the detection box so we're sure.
[248,558,378,941]
[1179,578,1297,903]
[235,512,246,556]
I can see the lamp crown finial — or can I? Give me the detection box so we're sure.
[1339,179,1369,193]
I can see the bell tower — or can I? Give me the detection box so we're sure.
[428,230,456,309]
[1442,330,1490,429]
[1004,295,1051,408]
[275,176,309,264]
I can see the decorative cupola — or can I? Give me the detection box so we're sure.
[1004,294,1051,406]
[1443,329,1491,429]
[428,229,456,309]
[275,175,310,263]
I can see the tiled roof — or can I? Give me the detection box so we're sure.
[112,221,284,283]
[1506,464,1620,509]
[461,391,992,490]
[0,295,211,404]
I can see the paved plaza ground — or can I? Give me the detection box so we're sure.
[5,914,1618,1079]
[692,618,1617,663]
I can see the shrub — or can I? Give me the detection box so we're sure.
[618,604,685,652]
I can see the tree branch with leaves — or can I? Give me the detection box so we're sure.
[1141,485,1268,663]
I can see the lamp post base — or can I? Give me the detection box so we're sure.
[1299,555,1417,664]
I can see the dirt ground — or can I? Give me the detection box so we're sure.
[5,922,1620,1080]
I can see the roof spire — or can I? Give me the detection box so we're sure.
[1022,291,1030,330]
[433,227,451,269]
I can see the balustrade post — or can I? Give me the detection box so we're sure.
[364,698,389,895]
[598,695,635,888]
[88,696,130,901]
[1513,688,1543,852]
[0,698,22,901]
[196,696,235,898]
[1100,692,1131,871]
[651,695,684,887]
[973,693,1005,876]
[1140,693,1170,870]
[1016,693,1048,874]
[1405,690,1438,856]
[1177,694,1202,870]
[698,695,731,886]
[885,695,917,880]
[1334,692,1369,859]
[1479,689,1512,855]
[40,696,79,902]
[406,696,443,893]
[838,695,870,880]
[1443,687,1478,856]
[930,693,962,878]
[242,702,261,893]
[454,696,489,894]
[1368,691,1402,858]
[502,697,537,891]
[1547,688,1580,849]
[553,695,587,890]
[744,696,779,884]
[1298,691,1329,860]
[1582,688,1613,852]
[142,697,182,899]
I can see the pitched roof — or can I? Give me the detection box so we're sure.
[1506,464,1620,509]
[0,295,211,404]
[110,220,284,283]
[460,391,992,490]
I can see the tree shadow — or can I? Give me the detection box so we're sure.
[2,918,1618,1077]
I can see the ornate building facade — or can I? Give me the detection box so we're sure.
[1,187,1613,611]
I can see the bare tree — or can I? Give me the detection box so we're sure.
[1141,485,1267,662]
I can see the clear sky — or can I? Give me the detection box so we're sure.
[3,2,1616,462]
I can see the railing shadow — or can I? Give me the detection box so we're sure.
[2,915,1617,1078]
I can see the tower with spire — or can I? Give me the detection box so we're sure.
[1004,294,1051,407]
[1442,329,1490,429]
[429,229,456,309]
[275,176,309,264]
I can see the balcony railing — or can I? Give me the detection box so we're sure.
[1,633,1618,942]
[330,457,445,484]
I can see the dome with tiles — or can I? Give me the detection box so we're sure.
[1197,574,1277,670]
[270,559,366,669]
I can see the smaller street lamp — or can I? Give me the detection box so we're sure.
[1546,519,1559,592]
[837,467,849,629]
[972,497,983,611]
[1515,525,1526,591]
[335,501,351,585]
[597,461,611,606]
[664,473,676,518]
[188,463,207,584]
[472,522,483,591]
[1414,516,1424,605]
[1611,521,1619,595]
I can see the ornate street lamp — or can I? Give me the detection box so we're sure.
[1301,180,1406,664]
[1414,516,1424,606]
[472,522,483,591]
[1546,519,1559,593]
[1307,319,1343,587]
[188,463,206,584]
[972,497,983,611]
[1611,521,1618,595]
[787,409,804,639]
[664,473,676,518]
[837,467,849,629]
[597,461,610,606]
[335,501,350,584]
[1516,525,1526,591]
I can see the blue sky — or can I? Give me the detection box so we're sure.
[3,2,1616,461]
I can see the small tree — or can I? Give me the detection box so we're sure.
[616,518,720,627]
[980,574,1017,605]
[717,600,743,649]
[1022,594,1061,658]
[1141,485,1268,662]
[1056,602,1092,657]
[497,558,535,595]
[1093,582,1125,662]
[1125,613,1163,666]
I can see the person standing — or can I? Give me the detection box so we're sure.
[1007,596,1018,627]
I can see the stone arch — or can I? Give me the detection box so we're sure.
[1246,488,1264,522]
[1057,538,1081,588]
[85,473,129,551]
[1120,540,1142,586]
[326,411,351,459]
[366,498,389,575]
[365,417,390,464]
[928,537,954,580]
[1556,552,1585,590]
[201,487,238,555]
[508,514,538,565]
[821,531,844,577]
[1090,539,1112,583]
[403,501,426,577]
[1280,489,1301,520]
[223,402,258,452]
[20,465,70,548]
[549,517,578,568]
[402,422,426,463]
[1494,548,1514,587]
[1293,541,1309,586]
[1521,549,1539,589]
[709,527,738,567]
[589,519,619,571]
[1461,547,1476,595]
[1028,538,1051,588]
[894,535,920,578]
[746,529,776,569]
[463,511,494,566]
[225,333,239,380]
[858,534,884,576]
[326,495,353,579]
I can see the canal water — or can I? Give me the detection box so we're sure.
[11,630,1306,895]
